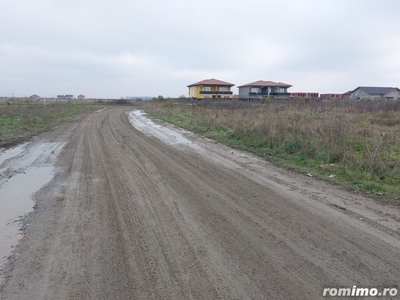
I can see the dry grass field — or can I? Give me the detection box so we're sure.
[145,99,400,201]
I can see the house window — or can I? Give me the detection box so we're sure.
[219,87,228,92]
[251,87,260,93]
[202,86,211,91]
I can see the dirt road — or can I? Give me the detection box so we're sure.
[2,107,400,299]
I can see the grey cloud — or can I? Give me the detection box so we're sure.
[1,0,400,97]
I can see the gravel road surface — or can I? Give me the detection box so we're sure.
[2,107,400,299]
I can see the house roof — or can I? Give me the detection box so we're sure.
[238,80,292,88]
[354,86,399,95]
[187,78,234,87]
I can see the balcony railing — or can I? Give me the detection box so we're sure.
[270,92,290,96]
[249,92,290,97]
[200,91,233,95]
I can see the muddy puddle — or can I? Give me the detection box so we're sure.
[0,167,54,264]
[129,110,196,146]
[0,143,63,267]
[0,144,26,164]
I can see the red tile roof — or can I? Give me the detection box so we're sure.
[187,78,235,87]
[238,80,292,88]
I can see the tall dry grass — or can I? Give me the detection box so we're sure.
[146,99,400,197]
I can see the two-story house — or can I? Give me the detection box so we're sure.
[187,78,235,99]
[238,80,292,100]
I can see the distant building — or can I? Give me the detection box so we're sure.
[77,94,85,100]
[320,94,343,100]
[187,78,235,99]
[30,94,41,100]
[57,95,65,99]
[238,80,292,100]
[348,86,400,101]
[65,95,74,99]
[342,90,353,100]
[290,92,319,98]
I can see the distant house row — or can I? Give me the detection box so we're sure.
[28,94,86,100]
[187,79,400,101]
[56,94,86,100]
[187,79,292,100]
[315,87,400,101]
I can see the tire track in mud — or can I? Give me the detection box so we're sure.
[2,108,400,300]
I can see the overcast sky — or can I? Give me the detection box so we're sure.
[1,0,400,98]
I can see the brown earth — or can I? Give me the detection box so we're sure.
[2,107,400,299]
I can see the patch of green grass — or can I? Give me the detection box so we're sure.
[0,103,100,146]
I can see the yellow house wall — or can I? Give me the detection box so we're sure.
[189,85,233,99]
[188,86,201,98]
